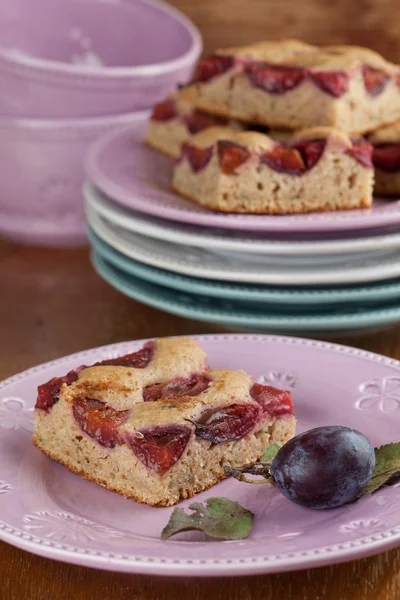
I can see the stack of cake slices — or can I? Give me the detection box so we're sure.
[83,38,400,336]
[146,39,400,213]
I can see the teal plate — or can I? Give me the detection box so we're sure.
[89,228,400,310]
[92,250,400,334]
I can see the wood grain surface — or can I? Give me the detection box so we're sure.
[3,1,400,596]
[169,0,400,62]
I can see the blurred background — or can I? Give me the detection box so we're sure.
[3,0,400,377]
[167,0,399,59]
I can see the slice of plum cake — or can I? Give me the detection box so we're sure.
[172,126,373,214]
[190,39,400,134]
[145,87,243,159]
[33,337,295,507]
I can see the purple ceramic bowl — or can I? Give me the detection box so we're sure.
[0,0,202,118]
[0,111,149,247]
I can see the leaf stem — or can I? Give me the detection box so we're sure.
[224,463,275,486]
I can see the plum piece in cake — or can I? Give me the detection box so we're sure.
[368,121,400,196]
[190,39,400,134]
[145,87,243,159]
[172,126,373,214]
[33,337,296,507]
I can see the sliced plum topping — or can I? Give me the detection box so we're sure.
[347,139,373,168]
[184,111,225,134]
[94,342,154,368]
[217,140,251,174]
[260,139,327,175]
[372,144,400,172]
[151,99,178,122]
[291,139,326,170]
[194,55,235,83]
[143,373,211,402]
[362,65,390,97]
[309,70,349,97]
[125,425,191,476]
[245,62,304,94]
[191,404,260,444]
[36,368,82,411]
[250,383,293,417]
[260,145,306,175]
[72,399,129,448]
[37,344,154,412]
[182,143,213,172]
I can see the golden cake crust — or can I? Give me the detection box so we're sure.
[191,39,400,133]
[173,126,373,214]
[293,126,352,148]
[217,39,396,72]
[33,337,296,506]
[369,120,400,144]
[63,337,208,411]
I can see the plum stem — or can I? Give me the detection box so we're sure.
[224,463,276,486]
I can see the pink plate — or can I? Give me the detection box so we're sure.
[1,334,400,576]
[85,120,400,235]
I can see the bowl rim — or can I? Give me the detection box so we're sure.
[0,0,202,78]
[0,109,150,129]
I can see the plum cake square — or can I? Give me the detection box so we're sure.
[145,87,243,159]
[172,126,373,214]
[33,338,295,507]
[190,39,400,134]
[368,121,400,196]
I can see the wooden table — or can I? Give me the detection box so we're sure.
[2,239,400,599]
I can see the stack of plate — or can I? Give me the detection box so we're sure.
[84,115,400,335]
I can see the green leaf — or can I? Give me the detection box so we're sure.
[261,442,281,464]
[359,442,400,498]
[161,497,254,541]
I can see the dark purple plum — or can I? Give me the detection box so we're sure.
[270,426,375,509]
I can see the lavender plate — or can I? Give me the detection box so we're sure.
[86,120,400,234]
[2,335,400,576]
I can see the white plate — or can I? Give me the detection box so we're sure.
[86,206,400,286]
[85,182,400,257]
